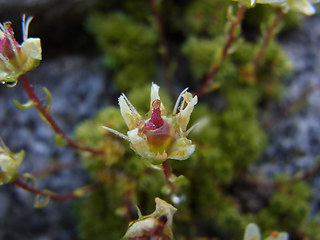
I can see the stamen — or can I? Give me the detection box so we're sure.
[185,122,201,136]
[102,126,129,141]
[185,117,209,136]
[173,87,188,114]
[22,15,33,42]
[179,99,185,112]
[22,14,26,41]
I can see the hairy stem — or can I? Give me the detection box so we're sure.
[19,75,104,156]
[196,4,247,98]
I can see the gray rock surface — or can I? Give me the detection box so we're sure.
[0,56,107,240]
[257,15,320,213]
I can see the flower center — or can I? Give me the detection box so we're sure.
[141,100,174,152]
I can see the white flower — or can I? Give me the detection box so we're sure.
[243,223,289,240]
[256,0,320,15]
[123,197,177,240]
[103,83,198,161]
[0,14,42,86]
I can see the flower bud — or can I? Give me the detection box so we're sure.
[0,139,25,185]
[123,197,177,240]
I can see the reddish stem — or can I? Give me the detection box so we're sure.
[124,190,133,224]
[13,178,100,201]
[196,4,247,98]
[161,159,176,190]
[19,75,104,156]
[253,9,283,79]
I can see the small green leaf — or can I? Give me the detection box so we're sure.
[21,173,37,188]
[13,99,35,110]
[55,134,67,146]
[73,186,89,198]
[43,87,52,111]
[34,190,53,208]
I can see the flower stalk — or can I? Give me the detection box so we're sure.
[162,159,176,190]
[196,4,247,98]
[19,75,105,156]
[13,177,101,201]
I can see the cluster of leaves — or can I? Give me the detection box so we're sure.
[72,0,320,239]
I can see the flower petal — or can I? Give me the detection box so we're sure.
[150,82,166,113]
[243,223,261,240]
[167,137,195,160]
[292,0,316,15]
[176,92,198,132]
[123,217,157,239]
[119,94,143,130]
[173,87,188,114]
[21,38,42,60]
[127,128,155,158]
[154,197,177,225]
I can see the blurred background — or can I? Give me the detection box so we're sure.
[0,0,320,239]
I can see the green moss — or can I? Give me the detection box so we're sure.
[185,0,230,37]
[256,41,292,98]
[74,1,317,239]
[257,181,312,235]
[87,13,157,91]
[182,36,222,79]
[74,187,127,240]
